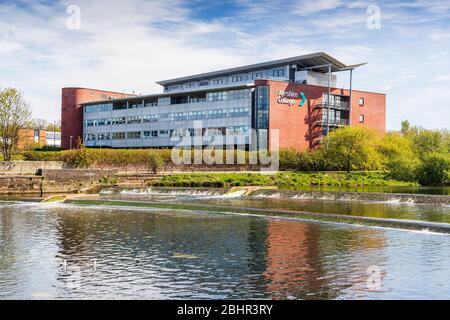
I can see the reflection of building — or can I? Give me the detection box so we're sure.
[263,219,387,299]
[17,128,61,150]
[60,52,386,150]
[263,220,329,299]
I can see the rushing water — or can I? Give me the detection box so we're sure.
[1,198,450,300]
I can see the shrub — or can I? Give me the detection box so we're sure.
[148,153,164,174]
[321,127,383,172]
[62,146,93,169]
[417,153,450,186]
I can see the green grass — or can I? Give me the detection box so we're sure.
[152,172,417,189]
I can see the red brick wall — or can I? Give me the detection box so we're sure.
[61,88,135,149]
[255,80,386,152]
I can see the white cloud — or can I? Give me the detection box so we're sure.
[0,0,449,131]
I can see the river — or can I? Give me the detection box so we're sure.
[0,191,450,299]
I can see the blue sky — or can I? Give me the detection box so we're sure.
[0,0,449,130]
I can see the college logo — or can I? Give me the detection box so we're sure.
[277,90,306,107]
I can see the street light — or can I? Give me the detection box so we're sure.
[70,135,73,149]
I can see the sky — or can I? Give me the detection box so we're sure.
[0,0,449,130]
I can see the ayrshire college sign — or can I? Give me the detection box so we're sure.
[277,90,306,107]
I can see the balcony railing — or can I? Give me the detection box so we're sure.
[316,118,349,127]
[315,101,349,110]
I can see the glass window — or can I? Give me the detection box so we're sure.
[359,114,365,123]
[359,98,365,106]
[127,131,141,139]
[112,132,126,140]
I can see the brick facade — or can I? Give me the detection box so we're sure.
[61,88,135,149]
[255,80,386,151]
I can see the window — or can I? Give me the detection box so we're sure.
[252,72,263,80]
[112,132,126,140]
[199,81,209,86]
[143,130,158,138]
[127,131,141,139]
[159,130,170,137]
[232,75,243,83]
[213,79,224,85]
[143,114,158,123]
[359,98,365,106]
[359,114,365,123]
[186,83,196,88]
[272,68,285,78]
[127,116,142,124]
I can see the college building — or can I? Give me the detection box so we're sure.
[60,52,386,151]
[17,128,61,150]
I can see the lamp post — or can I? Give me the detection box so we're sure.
[70,135,73,149]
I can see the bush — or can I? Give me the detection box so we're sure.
[417,153,450,186]
[321,127,383,172]
[386,156,420,182]
[148,153,163,174]
[62,146,93,169]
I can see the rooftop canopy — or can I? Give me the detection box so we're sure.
[157,52,365,87]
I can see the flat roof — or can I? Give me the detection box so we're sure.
[157,52,358,86]
[80,84,251,106]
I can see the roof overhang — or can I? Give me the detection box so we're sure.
[157,52,360,86]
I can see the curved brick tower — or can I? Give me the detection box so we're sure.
[61,87,135,149]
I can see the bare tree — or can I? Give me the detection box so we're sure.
[0,88,32,161]
[31,118,49,130]
[46,119,61,132]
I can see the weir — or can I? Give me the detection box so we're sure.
[94,186,450,205]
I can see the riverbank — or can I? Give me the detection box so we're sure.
[151,172,417,188]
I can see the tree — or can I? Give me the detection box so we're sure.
[377,132,420,181]
[400,120,411,135]
[148,153,163,174]
[410,129,446,159]
[417,153,450,186]
[31,118,48,130]
[0,88,32,161]
[47,119,61,132]
[321,127,383,172]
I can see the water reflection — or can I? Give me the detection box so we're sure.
[0,201,450,299]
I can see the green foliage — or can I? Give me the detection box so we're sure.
[20,124,449,186]
[417,153,450,186]
[410,129,446,159]
[148,153,164,174]
[0,87,32,161]
[321,127,383,172]
[154,172,413,188]
[377,132,420,182]
[62,145,93,168]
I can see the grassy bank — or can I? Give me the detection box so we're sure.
[151,172,416,189]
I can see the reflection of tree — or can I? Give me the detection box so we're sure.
[263,220,387,299]
[0,211,15,270]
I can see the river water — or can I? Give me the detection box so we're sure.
[1,193,450,299]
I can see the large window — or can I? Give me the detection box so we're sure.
[112,132,126,140]
[272,68,285,78]
[127,131,141,139]
[84,103,113,113]
[143,131,158,139]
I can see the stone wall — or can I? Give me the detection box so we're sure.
[38,169,117,182]
[0,161,65,175]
